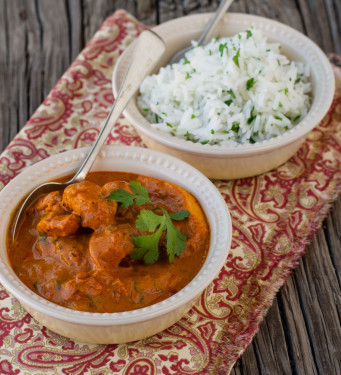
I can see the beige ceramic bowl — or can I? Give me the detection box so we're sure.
[113,13,335,179]
[0,146,231,344]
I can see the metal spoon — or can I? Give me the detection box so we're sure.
[12,29,166,240]
[169,0,234,64]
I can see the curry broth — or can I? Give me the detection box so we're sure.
[7,172,209,313]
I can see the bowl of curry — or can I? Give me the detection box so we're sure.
[0,146,231,344]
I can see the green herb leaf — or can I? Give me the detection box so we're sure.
[133,208,189,264]
[169,210,190,220]
[108,181,150,208]
[246,30,252,39]
[224,99,233,106]
[183,60,190,65]
[201,140,209,144]
[185,72,191,80]
[162,209,188,262]
[231,123,240,132]
[233,48,240,67]
[219,43,228,56]
[246,78,255,90]
[191,114,195,119]
[226,89,236,99]
[247,116,256,125]
[132,224,165,264]
[135,210,163,232]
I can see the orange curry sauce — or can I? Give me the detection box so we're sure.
[7,172,209,313]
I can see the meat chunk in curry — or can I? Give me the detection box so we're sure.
[7,172,209,313]
[62,180,117,229]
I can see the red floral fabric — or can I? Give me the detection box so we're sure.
[0,10,340,374]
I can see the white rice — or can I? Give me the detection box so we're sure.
[137,27,312,145]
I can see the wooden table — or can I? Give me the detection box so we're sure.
[0,1,340,374]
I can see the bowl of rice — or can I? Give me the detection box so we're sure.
[113,13,335,179]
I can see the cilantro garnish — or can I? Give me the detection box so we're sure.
[233,48,240,67]
[224,99,233,106]
[154,113,161,123]
[185,72,191,80]
[108,181,190,264]
[219,43,228,56]
[247,116,256,124]
[246,30,252,39]
[246,77,255,90]
[226,89,236,99]
[231,123,240,132]
[108,181,150,208]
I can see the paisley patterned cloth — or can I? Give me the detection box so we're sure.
[0,10,340,374]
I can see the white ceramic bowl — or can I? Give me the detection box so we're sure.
[0,146,231,344]
[113,13,335,179]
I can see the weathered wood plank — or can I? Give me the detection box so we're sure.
[279,277,319,374]
[25,0,44,118]
[253,299,292,374]
[325,196,341,287]
[67,0,84,61]
[296,0,336,53]
[0,0,9,152]
[1,0,29,146]
[37,0,71,97]
[296,230,341,373]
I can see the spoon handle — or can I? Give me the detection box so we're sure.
[198,0,234,45]
[70,30,166,183]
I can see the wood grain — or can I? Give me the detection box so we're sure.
[0,1,340,374]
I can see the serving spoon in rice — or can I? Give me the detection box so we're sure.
[169,0,234,64]
[12,30,166,240]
